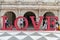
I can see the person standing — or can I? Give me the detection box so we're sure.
[20,19,23,28]
[43,19,47,30]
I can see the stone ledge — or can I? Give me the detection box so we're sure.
[0,2,60,6]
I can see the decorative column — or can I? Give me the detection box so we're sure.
[58,10,60,25]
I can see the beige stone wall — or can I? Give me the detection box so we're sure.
[0,0,60,28]
[0,8,60,27]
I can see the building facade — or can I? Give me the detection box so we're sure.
[0,0,60,29]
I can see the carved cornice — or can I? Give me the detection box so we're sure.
[0,0,60,6]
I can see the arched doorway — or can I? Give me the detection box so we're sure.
[4,11,16,26]
[43,12,55,28]
[43,12,55,20]
[24,12,36,27]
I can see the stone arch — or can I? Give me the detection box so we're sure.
[4,11,16,25]
[24,11,36,27]
[43,12,55,26]
[43,12,55,20]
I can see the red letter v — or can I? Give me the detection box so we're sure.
[30,16,43,30]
